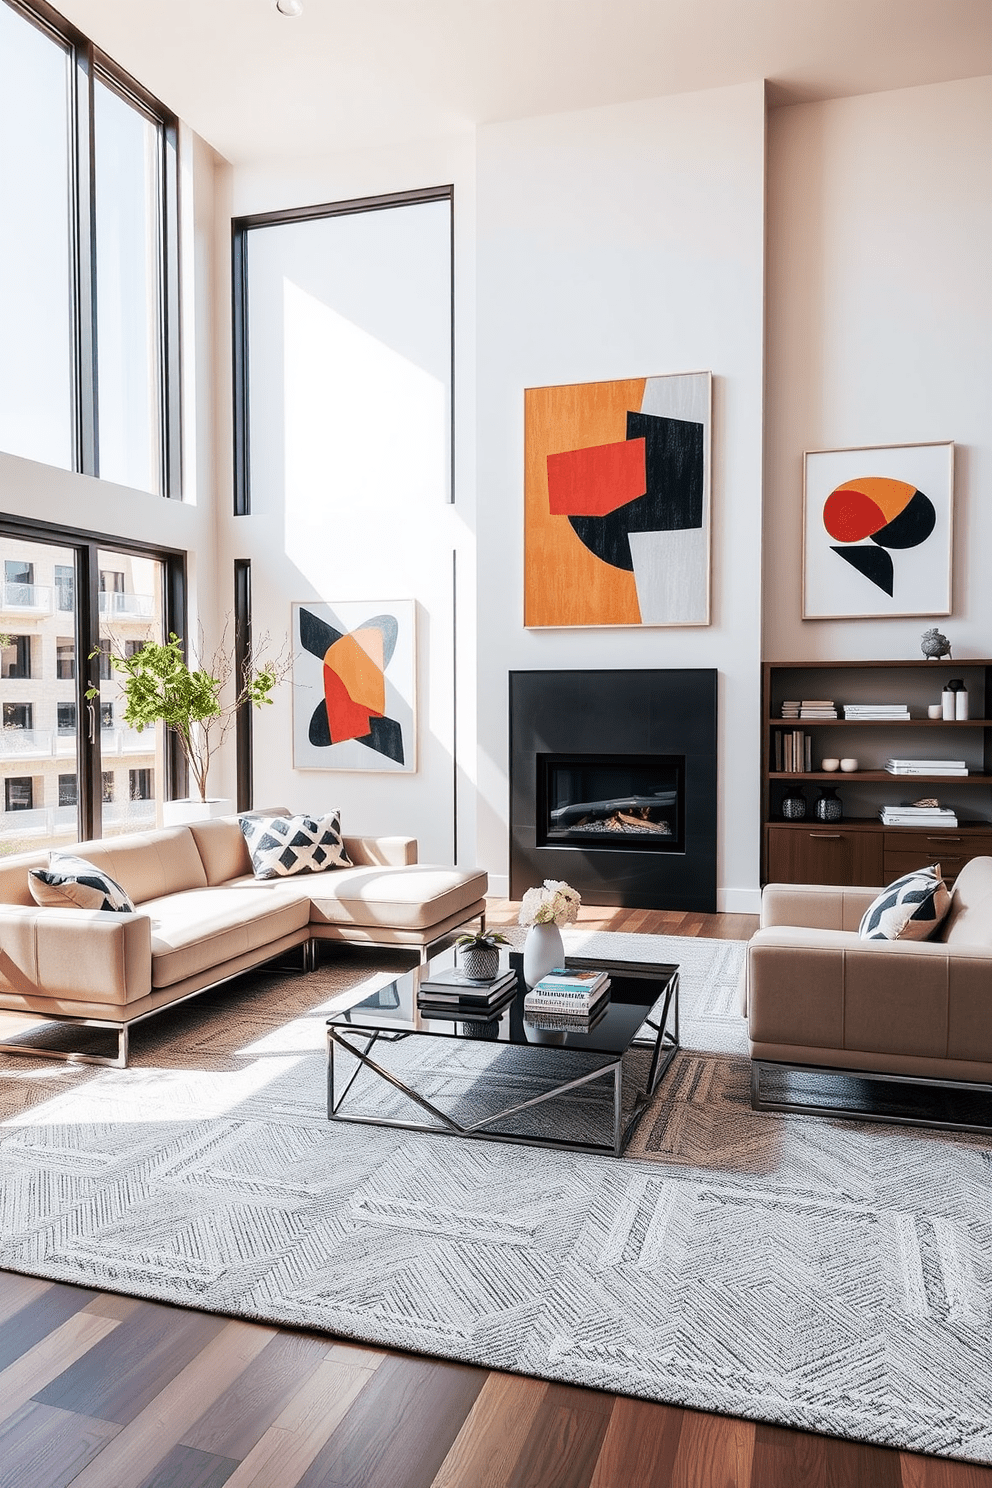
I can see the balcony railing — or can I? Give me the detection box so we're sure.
[98,591,154,618]
[1,582,52,613]
[0,804,78,843]
[0,728,53,758]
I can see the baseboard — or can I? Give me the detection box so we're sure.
[718,887,762,915]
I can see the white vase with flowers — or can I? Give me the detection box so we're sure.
[518,879,581,987]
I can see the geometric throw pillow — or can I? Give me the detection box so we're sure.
[28,852,136,913]
[858,863,951,942]
[239,811,352,881]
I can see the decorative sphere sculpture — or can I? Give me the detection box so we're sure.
[920,627,952,660]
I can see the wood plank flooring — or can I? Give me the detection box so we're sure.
[1,905,989,1488]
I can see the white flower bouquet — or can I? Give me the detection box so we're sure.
[518,879,581,928]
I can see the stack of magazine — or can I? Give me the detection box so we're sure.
[523,967,611,1030]
[417,964,518,1021]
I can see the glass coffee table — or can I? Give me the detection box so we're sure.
[326,948,679,1156]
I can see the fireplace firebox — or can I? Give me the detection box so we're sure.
[538,755,685,853]
[510,669,717,911]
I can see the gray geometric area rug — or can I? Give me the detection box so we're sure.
[1,930,990,1464]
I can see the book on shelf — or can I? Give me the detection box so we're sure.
[774,729,812,772]
[880,812,958,826]
[886,759,968,776]
[844,704,910,718]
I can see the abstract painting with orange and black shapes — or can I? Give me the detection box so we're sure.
[802,442,954,619]
[292,600,416,771]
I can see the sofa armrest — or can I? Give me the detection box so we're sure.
[746,925,992,1062]
[0,906,152,1007]
[760,882,882,932]
[342,836,418,868]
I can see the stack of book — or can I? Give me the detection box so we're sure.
[880,803,959,827]
[780,700,838,719]
[773,730,813,773]
[417,964,518,1020]
[886,758,968,777]
[844,703,911,720]
[523,967,611,1028]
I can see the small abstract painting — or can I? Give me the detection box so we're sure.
[524,372,712,627]
[292,600,416,772]
[803,442,954,619]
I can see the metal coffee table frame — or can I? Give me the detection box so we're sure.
[327,957,679,1157]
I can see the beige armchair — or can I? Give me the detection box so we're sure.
[744,855,992,1132]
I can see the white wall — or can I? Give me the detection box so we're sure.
[475,84,767,906]
[764,75,992,662]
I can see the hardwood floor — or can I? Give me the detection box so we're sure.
[0,906,988,1488]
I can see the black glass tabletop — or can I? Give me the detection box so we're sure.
[327,945,678,1058]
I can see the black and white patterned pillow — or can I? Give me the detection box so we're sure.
[239,812,352,880]
[29,853,136,913]
[859,864,951,942]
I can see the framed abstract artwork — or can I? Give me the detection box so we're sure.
[292,599,416,772]
[524,371,712,628]
[802,442,954,619]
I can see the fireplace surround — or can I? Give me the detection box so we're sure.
[510,669,717,911]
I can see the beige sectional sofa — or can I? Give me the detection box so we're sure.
[0,810,487,1066]
[745,854,992,1130]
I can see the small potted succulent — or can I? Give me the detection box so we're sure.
[455,928,510,981]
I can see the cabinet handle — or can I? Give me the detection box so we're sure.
[809,833,842,839]
[926,835,960,841]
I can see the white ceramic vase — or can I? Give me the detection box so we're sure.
[523,921,565,988]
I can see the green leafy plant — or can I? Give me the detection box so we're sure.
[87,630,289,802]
[454,930,511,950]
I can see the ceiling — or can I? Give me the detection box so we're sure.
[54,0,992,166]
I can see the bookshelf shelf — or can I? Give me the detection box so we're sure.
[762,659,992,886]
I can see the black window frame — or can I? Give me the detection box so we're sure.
[0,511,186,839]
[1,0,182,497]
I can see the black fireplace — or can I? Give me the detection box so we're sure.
[510,669,717,911]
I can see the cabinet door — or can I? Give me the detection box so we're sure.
[883,832,992,886]
[767,827,884,886]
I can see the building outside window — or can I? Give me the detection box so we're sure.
[3,703,32,731]
[129,767,153,800]
[101,702,114,729]
[58,772,77,807]
[5,777,33,811]
[56,638,74,679]
[102,771,114,802]
[57,702,76,734]
[1,635,31,679]
[55,564,74,611]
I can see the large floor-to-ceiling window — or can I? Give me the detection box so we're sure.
[0,0,181,496]
[0,522,183,853]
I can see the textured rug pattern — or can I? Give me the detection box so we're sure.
[1,931,990,1463]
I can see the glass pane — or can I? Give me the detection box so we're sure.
[245,197,451,559]
[94,78,163,495]
[0,4,74,469]
[0,534,80,854]
[97,548,164,836]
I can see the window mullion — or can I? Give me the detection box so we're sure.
[72,38,98,477]
[75,541,102,839]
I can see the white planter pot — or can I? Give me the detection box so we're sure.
[162,798,234,827]
[522,921,565,988]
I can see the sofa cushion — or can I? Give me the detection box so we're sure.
[939,855,992,946]
[240,812,352,879]
[28,852,136,913]
[142,882,311,989]
[73,827,209,905]
[305,863,488,931]
[858,864,951,942]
